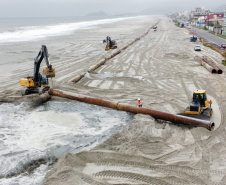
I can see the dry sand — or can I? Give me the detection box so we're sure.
[1,15,226,184]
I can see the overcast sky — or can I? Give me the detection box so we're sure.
[0,0,225,18]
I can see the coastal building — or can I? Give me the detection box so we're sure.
[223,4,226,35]
[204,13,224,25]
[189,7,210,24]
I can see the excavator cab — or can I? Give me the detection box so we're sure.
[183,90,212,120]
[20,45,55,95]
[105,36,117,51]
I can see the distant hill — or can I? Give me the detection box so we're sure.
[139,7,161,15]
[86,11,108,17]
[113,13,140,17]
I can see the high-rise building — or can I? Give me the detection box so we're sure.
[223,4,226,35]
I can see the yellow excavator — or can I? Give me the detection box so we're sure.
[20,45,55,95]
[182,90,212,120]
[105,36,117,51]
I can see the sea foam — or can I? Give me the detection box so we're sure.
[0,17,133,43]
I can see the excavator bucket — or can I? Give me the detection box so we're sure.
[43,67,55,78]
[105,47,110,51]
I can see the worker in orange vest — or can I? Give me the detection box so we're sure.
[137,98,142,107]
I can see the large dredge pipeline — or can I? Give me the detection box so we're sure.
[195,56,217,73]
[49,89,215,131]
[69,19,161,83]
[195,56,223,74]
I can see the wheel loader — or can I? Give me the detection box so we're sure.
[181,90,212,120]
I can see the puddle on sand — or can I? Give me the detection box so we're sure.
[86,72,124,79]
[86,72,143,81]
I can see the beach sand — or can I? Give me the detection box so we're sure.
[1,15,226,184]
[0,15,157,101]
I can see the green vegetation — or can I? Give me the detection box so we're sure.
[207,30,226,40]
[222,60,226,66]
[202,26,208,31]
[175,22,180,27]
[203,42,226,61]
[203,42,216,51]
[222,52,226,63]
[223,52,226,58]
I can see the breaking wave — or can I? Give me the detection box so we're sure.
[0,17,133,43]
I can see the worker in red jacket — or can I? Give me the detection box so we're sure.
[137,98,142,107]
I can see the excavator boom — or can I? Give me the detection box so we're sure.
[20,45,55,95]
[34,45,55,85]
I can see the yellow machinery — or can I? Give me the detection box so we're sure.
[105,36,117,51]
[20,45,55,95]
[183,90,212,119]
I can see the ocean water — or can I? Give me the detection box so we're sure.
[0,99,132,184]
[0,15,135,184]
[0,16,133,43]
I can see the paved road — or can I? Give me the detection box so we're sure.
[191,27,226,47]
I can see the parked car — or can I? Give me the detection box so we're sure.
[221,44,226,49]
[190,36,197,42]
[194,45,201,51]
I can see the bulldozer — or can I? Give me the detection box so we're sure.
[20,45,55,95]
[182,90,212,120]
[105,36,117,51]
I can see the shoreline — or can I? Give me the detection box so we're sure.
[0,15,157,102]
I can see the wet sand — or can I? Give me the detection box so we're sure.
[1,15,226,184]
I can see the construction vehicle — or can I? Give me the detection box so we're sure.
[190,36,197,42]
[182,90,212,120]
[20,45,55,95]
[221,44,226,49]
[105,36,117,51]
[179,23,184,28]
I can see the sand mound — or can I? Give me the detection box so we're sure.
[43,114,226,184]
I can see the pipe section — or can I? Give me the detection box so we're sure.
[69,72,86,83]
[89,59,106,72]
[69,19,161,83]
[202,56,223,74]
[49,89,214,131]
[49,89,118,109]
[31,92,51,108]
[195,56,217,73]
